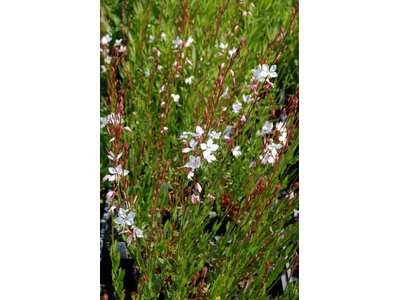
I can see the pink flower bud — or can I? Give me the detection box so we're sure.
[132,194,138,206]
[148,56,154,60]
[235,25,239,31]
[122,127,132,132]
[243,11,247,17]
[228,70,234,76]
[248,11,252,17]
[250,2,255,8]
[160,101,165,107]
[240,115,246,122]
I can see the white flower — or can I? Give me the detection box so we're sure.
[101,36,108,45]
[276,121,287,133]
[157,65,162,71]
[101,65,106,73]
[107,151,122,161]
[201,139,219,157]
[279,131,287,145]
[232,146,241,157]
[114,208,135,228]
[145,69,150,77]
[109,113,124,125]
[182,138,198,153]
[294,209,299,219]
[179,131,190,139]
[100,48,110,54]
[267,143,282,150]
[243,94,254,103]
[257,120,274,136]
[132,226,144,238]
[228,47,237,58]
[260,147,278,164]
[185,35,194,48]
[209,131,221,139]
[172,36,183,48]
[191,195,200,204]
[108,164,129,182]
[190,126,204,138]
[204,151,217,163]
[251,64,265,82]
[161,32,167,40]
[149,35,155,42]
[187,171,194,180]
[163,127,168,131]
[184,155,201,170]
[219,43,228,50]
[101,34,112,45]
[115,39,122,46]
[119,45,126,52]
[100,116,109,128]
[185,76,194,84]
[220,86,229,98]
[260,64,278,78]
[171,94,180,103]
[105,55,112,64]
[232,100,242,114]
[159,84,165,94]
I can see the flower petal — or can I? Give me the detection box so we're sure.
[114,217,124,224]
[127,212,136,220]
[134,228,144,238]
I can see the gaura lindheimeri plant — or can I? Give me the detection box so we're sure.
[100,0,299,299]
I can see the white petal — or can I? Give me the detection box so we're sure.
[119,208,126,218]
[116,165,122,173]
[203,149,212,158]
[127,212,136,220]
[182,148,192,153]
[189,139,197,148]
[270,65,277,72]
[134,228,144,238]
[109,167,117,174]
[196,126,204,135]
[271,72,278,78]
[126,235,132,246]
[123,170,129,176]
[114,217,124,224]
[200,143,207,150]
[108,175,116,181]
[210,144,219,151]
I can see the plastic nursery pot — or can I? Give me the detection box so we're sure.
[100,200,138,299]
[100,242,138,300]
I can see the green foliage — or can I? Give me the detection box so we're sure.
[110,240,126,300]
[100,0,299,298]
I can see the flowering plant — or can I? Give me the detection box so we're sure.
[101,0,299,299]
